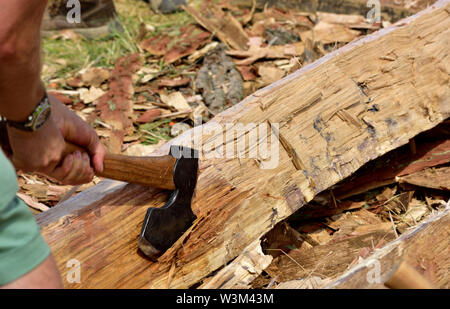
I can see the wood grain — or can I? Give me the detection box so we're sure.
[38,0,450,288]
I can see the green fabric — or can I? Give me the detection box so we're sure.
[0,151,50,286]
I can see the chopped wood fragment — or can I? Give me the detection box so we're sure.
[397,166,450,191]
[17,193,50,212]
[160,92,191,112]
[184,5,249,50]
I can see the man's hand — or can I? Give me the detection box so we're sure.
[7,95,106,185]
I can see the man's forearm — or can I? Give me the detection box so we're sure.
[0,0,48,122]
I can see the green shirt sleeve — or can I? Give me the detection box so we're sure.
[0,151,50,286]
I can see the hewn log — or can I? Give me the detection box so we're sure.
[37,0,449,288]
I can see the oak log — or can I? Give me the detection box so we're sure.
[37,0,449,288]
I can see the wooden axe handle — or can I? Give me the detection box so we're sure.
[64,142,176,190]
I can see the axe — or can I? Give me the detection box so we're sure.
[0,121,199,261]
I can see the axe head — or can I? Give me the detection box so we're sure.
[138,145,198,261]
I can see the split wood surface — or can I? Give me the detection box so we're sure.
[37,0,449,288]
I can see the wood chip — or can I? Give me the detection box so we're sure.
[80,67,110,88]
[300,21,361,44]
[158,77,190,88]
[397,166,450,191]
[184,5,249,50]
[188,42,219,63]
[17,193,50,212]
[257,65,285,87]
[316,12,366,26]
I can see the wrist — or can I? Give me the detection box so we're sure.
[7,112,55,136]
[4,91,52,132]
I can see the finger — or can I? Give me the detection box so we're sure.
[81,126,105,174]
[50,153,74,183]
[90,136,106,174]
[82,152,95,180]
[61,151,93,185]
[61,114,105,173]
[68,151,94,184]
[60,151,82,185]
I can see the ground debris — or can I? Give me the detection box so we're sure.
[252,122,449,289]
[141,24,211,64]
[196,44,243,114]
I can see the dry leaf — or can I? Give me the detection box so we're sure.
[81,67,110,88]
[158,77,190,88]
[160,92,190,112]
[136,109,162,123]
[138,67,160,83]
[78,87,105,104]
[257,65,285,87]
[300,21,361,44]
